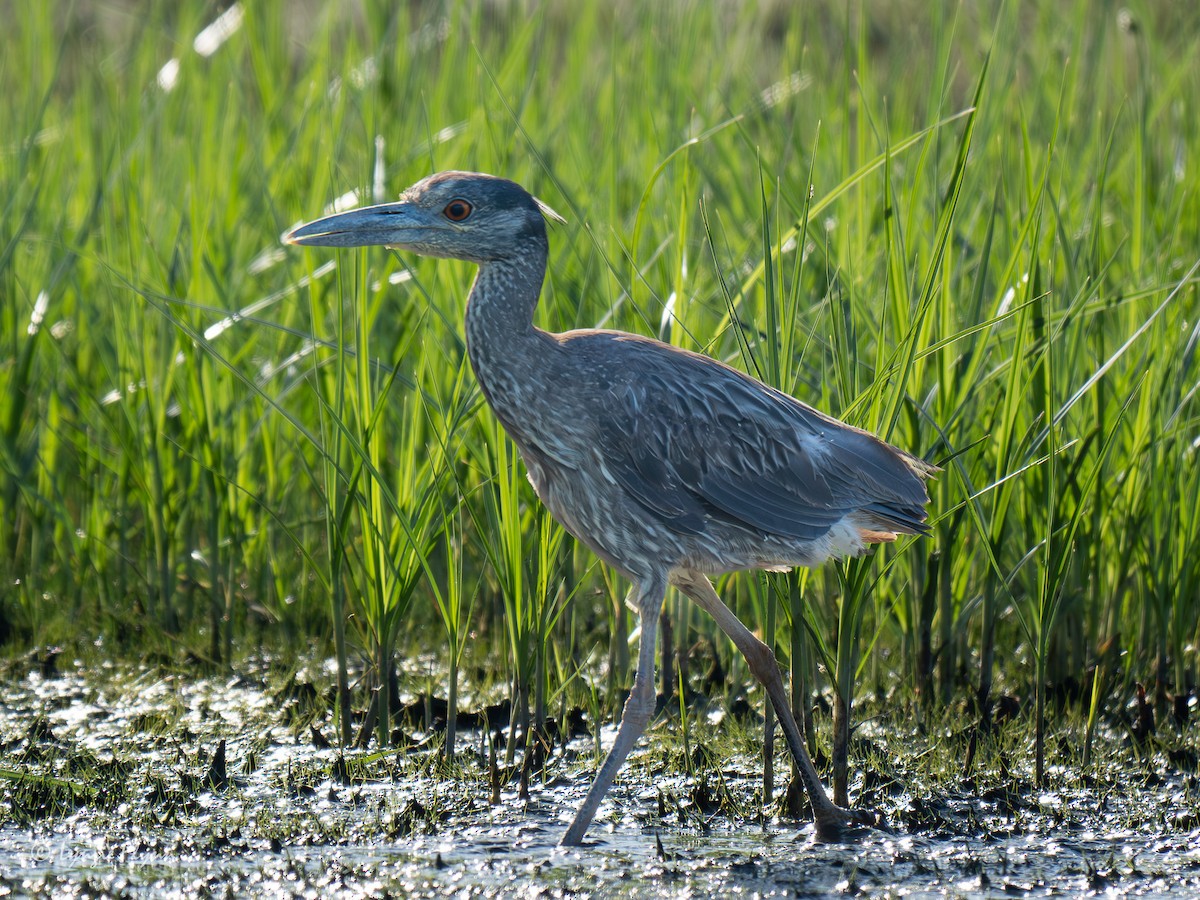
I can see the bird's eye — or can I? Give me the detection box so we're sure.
[443,199,473,222]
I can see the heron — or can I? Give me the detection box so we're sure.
[286,171,936,847]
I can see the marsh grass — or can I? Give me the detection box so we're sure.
[2,0,1199,830]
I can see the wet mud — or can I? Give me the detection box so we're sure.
[3,660,1199,897]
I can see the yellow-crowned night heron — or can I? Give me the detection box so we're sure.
[286,171,936,847]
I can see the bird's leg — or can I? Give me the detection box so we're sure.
[560,575,665,846]
[671,569,876,841]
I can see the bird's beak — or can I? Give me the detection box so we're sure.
[283,201,421,248]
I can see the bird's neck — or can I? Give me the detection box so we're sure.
[464,251,551,428]
[465,253,544,342]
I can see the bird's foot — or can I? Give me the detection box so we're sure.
[558,822,592,848]
[812,803,887,842]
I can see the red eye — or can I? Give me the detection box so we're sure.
[443,199,473,221]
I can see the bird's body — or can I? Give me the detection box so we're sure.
[287,171,935,846]
[478,325,930,581]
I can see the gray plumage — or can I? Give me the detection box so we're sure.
[287,170,935,846]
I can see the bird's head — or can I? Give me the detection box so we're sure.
[284,171,564,264]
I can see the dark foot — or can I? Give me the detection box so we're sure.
[556,836,595,849]
[812,804,886,842]
[558,827,589,848]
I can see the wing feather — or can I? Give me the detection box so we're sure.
[586,336,933,543]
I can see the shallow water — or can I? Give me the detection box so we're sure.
[3,661,1199,897]
[8,812,1200,898]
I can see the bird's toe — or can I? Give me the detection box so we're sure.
[812,805,885,842]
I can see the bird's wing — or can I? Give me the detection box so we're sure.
[592,342,933,542]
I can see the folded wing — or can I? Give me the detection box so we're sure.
[592,345,934,543]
